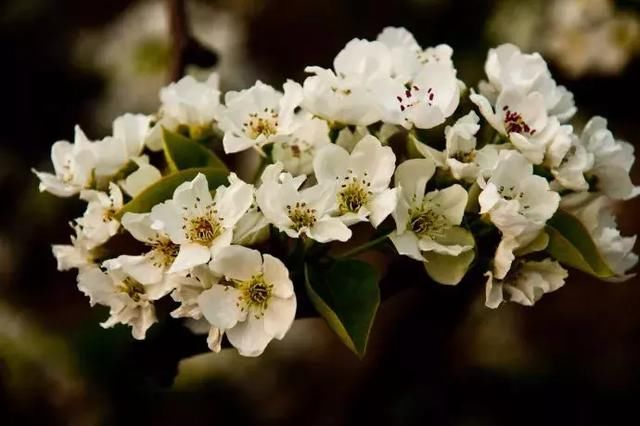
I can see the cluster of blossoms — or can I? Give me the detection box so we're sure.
[35,28,638,357]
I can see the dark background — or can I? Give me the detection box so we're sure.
[1,0,640,424]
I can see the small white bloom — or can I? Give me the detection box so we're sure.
[580,116,640,200]
[471,88,561,164]
[218,80,302,154]
[198,245,296,357]
[548,130,594,192]
[313,135,397,227]
[485,258,568,309]
[390,158,471,261]
[149,172,253,273]
[77,255,177,339]
[77,182,124,248]
[561,192,638,280]
[479,150,560,278]
[256,163,351,242]
[271,116,331,175]
[52,225,95,271]
[147,73,221,150]
[33,126,96,197]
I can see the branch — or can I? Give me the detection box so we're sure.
[166,0,218,82]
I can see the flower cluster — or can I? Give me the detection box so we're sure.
[35,27,638,357]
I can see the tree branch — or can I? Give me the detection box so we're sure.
[166,0,218,82]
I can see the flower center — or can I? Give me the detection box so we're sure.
[118,277,146,302]
[237,274,273,317]
[450,150,476,163]
[395,85,435,115]
[243,109,278,139]
[186,213,222,246]
[149,238,180,268]
[407,206,450,239]
[287,201,317,232]
[497,185,531,212]
[338,175,372,214]
[502,106,536,136]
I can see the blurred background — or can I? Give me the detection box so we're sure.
[1,0,640,424]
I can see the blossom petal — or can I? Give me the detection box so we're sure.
[263,296,297,340]
[212,245,262,281]
[263,254,294,298]
[198,285,245,330]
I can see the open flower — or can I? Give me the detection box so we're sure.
[479,150,560,278]
[197,245,296,357]
[33,125,96,197]
[485,258,568,308]
[52,224,95,271]
[390,158,471,261]
[256,163,351,242]
[149,172,254,273]
[77,182,123,248]
[271,116,331,176]
[77,255,177,339]
[313,135,397,227]
[580,116,640,200]
[218,80,302,154]
[147,73,221,149]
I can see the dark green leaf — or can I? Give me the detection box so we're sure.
[162,127,228,172]
[115,167,227,219]
[304,260,379,358]
[545,209,614,278]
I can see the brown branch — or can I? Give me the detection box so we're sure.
[166,0,218,82]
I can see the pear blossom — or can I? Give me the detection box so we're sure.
[52,225,95,271]
[149,173,253,273]
[121,211,181,281]
[271,116,331,175]
[548,130,594,192]
[485,258,568,308]
[413,111,500,181]
[471,88,561,164]
[313,135,397,227]
[580,116,640,200]
[256,163,351,242]
[76,183,124,248]
[198,245,296,357]
[77,255,177,339]
[561,192,638,280]
[147,73,221,150]
[218,80,303,154]
[33,126,96,197]
[479,150,560,278]
[302,38,392,125]
[390,158,471,261]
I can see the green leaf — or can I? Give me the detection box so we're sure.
[545,209,614,278]
[304,260,380,358]
[423,227,475,285]
[162,127,228,172]
[115,167,228,219]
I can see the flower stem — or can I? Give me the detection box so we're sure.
[336,233,392,259]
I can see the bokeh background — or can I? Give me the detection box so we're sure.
[1,0,640,424]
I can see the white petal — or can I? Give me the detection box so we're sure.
[313,144,349,183]
[390,231,424,261]
[309,217,352,243]
[369,188,398,228]
[198,285,245,330]
[169,243,211,273]
[226,316,273,357]
[263,296,297,340]
[262,254,294,298]
[394,158,435,204]
[212,245,262,281]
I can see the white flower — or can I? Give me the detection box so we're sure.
[372,60,460,130]
[77,255,177,339]
[390,158,471,261]
[271,116,331,175]
[478,43,576,122]
[198,245,296,357]
[77,183,124,248]
[302,38,392,126]
[149,172,253,273]
[580,116,640,200]
[485,258,568,308]
[147,73,221,150]
[256,163,351,242]
[121,211,181,281]
[33,126,96,197]
[92,113,152,177]
[479,150,560,278]
[52,225,95,271]
[313,135,397,227]
[218,80,302,154]
[548,130,594,192]
[471,88,561,164]
[561,192,638,280]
